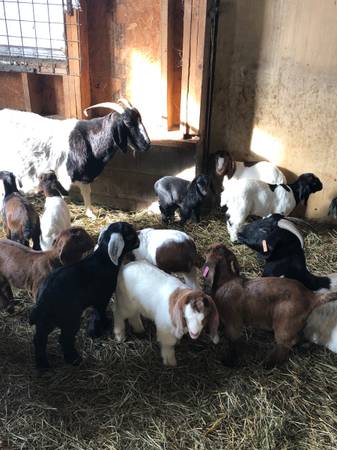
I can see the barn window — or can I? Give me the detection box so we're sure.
[0,0,79,75]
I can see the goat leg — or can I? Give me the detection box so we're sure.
[33,327,52,370]
[87,305,112,338]
[222,340,241,367]
[59,326,82,366]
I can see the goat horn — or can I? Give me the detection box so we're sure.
[118,98,133,109]
[277,218,304,248]
[83,102,124,117]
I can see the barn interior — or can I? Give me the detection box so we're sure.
[1,1,337,449]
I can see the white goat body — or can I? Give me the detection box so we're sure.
[304,301,337,353]
[221,179,296,241]
[0,109,77,192]
[114,261,214,366]
[230,161,286,184]
[133,228,199,288]
[40,197,71,250]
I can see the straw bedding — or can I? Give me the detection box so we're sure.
[1,197,337,450]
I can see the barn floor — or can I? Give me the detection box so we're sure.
[1,198,337,450]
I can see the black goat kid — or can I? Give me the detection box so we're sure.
[30,221,139,370]
[237,214,332,291]
[154,174,209,225]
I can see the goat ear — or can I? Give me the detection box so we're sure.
[112,118,128,153]
[55,180,69,196]
[205,295,220,344]
[202,261,217,292]
[108,232,125,265]
[58,237,79,265]
[171,290,189,339]
[230,255,240,276]
[298,182,311,205]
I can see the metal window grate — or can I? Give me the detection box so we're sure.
[0,0,80,75]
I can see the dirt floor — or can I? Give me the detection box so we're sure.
[1,198,337,450]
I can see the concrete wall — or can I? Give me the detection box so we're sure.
[210,0,337,218]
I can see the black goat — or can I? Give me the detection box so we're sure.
[237,214,334,291]
[29,221,140,370]
[0,99,151,218]
[0,171,41,250]
[154,174,209,225]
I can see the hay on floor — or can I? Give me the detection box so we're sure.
[1,199,337,450]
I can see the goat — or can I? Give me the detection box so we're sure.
[38,170,71,250]
[237,214,337,354]
[154,174,209,224]
[221,173,323,241]
[0,99,151,219]
[214,150,286,184]
[202,243,337,368]
[114,260,219,366]
[0,171,41,250]
[0,227,94,300]
[29,222,139,370]
[132,228,202,288]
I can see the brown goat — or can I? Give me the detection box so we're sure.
[202,243,337,368]
[0,171,41,249]
[0,226,94,300]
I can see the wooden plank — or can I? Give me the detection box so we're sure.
[180,0,209,137]
[161,0,183,131]
[62,0,91,118]
[21,73,32,111]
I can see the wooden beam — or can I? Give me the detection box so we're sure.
[180,0,210,138]
[63,0,91,118]
[161,0,183,131]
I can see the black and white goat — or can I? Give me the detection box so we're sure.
[0,171,41,249]
[214,150,286,184]
[154,174,209,224]
[237,214,337,353]
[29,221,139,370]
[222,173,323,241]
[38,171,71,251]
[0,99,151,218]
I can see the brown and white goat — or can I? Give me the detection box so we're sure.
[202,244,337,368]
[0,171,41,250]
[0,226,94,300]
[132,228,203,288]
[114,260,219,366]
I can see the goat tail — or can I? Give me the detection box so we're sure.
[313,291,337,309]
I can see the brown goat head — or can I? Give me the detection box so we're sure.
[53,227,95,265]
[214,150,236,179]
[202,244,240,294]
[169,288,219,343]
[38,170,69,197]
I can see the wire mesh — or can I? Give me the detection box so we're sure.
[0,0,80,75]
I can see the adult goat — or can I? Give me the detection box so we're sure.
[0,99,151,218]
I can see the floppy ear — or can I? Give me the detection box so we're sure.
[202,261,218,293]
[58,237,80,265]
[229,254,240,276]
[108,232,125,265]
[196,176,209,197]
[112,116,128,153]
[54,180,69,196]
[205,295,219,344]
[171,290,190,339]
[298,182,311,205]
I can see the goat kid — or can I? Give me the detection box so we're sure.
[0,227,94,299]
[29,222,139,370]
[0,99,150,218]
[154,174,209,224]
[38,170,71,250]
[114,261,219,366]
[214,150,286,184]
[237,214,337,354]
[0,171,41,249]
[202,244,337,368]
[132,228,202,288]
[221,173,322,241]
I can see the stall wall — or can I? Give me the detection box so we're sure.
[210,0,337,218]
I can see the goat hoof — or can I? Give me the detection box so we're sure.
[85,209,97,220]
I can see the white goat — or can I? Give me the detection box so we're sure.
[133,228,200,288]
[114,261,219,366]
[38,171,71,251]
[215,150,286,184]
[221,173,323,241]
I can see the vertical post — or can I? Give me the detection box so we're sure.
[63,0,91,119]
